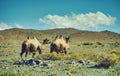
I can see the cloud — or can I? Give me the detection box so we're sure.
[0,22,24,30]
[0,22,12,30]
[40,11,116,30]
[14,23,24,28]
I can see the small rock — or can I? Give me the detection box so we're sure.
[3,67,8,70]
[66,71,72,76]
[78,59,86,65]
[28,59,36,65]
[18,65,20,67]
[71,61,76,64]
[34,60,42,65]
[86,60,95,65]
[41,63,48,67]
[14,59,25,65]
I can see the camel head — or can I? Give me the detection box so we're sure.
[42,38,50,44]
[65,36,70,43]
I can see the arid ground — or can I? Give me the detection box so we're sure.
[0,28,120,76]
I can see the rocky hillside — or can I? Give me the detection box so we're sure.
[0,28,120,42]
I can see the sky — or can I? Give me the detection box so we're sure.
[0,0,120,33]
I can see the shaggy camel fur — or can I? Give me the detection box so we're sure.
[20,37,46,59]
[50,35,70,54]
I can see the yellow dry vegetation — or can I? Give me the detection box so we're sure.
[39,50,120,65]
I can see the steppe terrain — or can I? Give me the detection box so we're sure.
[0,28,120,76]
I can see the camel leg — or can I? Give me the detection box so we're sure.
[25,51,28,58]
[56,49,59,54]
[50,48,54,53]
[38,49,42,54]
[64,51,67,54]
[50,50,53,53]
[20,50,25,59]
[37,47,42,54]
[50,46,55,53]
[32,53,36,59]
[55,46,59,54]
[50,44,54,53]
[64,49,67,54]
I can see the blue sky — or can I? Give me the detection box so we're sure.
[0,0,120,33]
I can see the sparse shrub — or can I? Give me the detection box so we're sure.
[0,70,16,76]
[96,42,102,45]
[111,50,120,63]
[70,70,77,74]
[98,54,119,68]
[38,50,105,61]
[109,54,119,65]
[38,53,71,60]
[0,70,33,76]
[37,50,120,66]
[70,52,83,59]
[41,53,57,60]
[92,52,106,63]
[98,57,111,68]
[82,42,93,46]
[70,51,99,60]
[104,48,111,54]
[111,50,120,55]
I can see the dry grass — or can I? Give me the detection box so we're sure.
[37,52,71,60]
[0,70,33,76]
[37,50,120,66]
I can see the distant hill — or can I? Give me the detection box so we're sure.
[0,28,120,42]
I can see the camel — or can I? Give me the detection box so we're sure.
[20,37,47,59]
[50,35,70,54]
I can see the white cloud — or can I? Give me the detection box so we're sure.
[14,23,24,28]
[0,22,24,30]
[0,22,12,30]
[40,11,116,30]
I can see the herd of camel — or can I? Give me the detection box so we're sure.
[20,35,70,59]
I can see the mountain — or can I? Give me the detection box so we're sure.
[0,28,120,42]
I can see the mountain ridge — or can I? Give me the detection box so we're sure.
[0,28,120,42]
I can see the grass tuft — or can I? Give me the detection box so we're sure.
[0,70,33,76]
